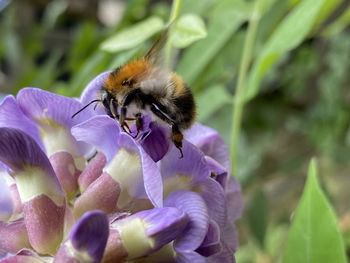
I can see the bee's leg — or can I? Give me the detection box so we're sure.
[171,125,184,159]
[118,106,132,133]
[119,106,127,126]
[110,99,119,119]
[133,113,142,138]
[123,121,132,133]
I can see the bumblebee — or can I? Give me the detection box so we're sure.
[73,29,196,158]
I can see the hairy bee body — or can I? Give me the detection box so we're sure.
[104,59,195,131]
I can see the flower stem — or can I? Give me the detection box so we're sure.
[165,0,182,69]
[230,1,260,175]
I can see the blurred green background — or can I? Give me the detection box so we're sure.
[0,0,350,262]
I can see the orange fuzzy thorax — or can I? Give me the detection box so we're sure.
[105,59,150,92]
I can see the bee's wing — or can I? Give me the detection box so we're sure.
[144,27,169,66]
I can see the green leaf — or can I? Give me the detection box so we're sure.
[177,0,252,86]
[100,17,164,53]
[247,189,268,247]
[282,159,347,263]
[170,14,207,48]
[196,84,232,122]
[245,0,326,102]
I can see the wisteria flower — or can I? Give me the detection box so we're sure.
[0,72,242,263]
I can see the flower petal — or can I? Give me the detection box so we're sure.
[114,207,188,260]
[225,176,243,222]
[71,115,120,163]
[161,140,210,185]
[0,171,13,222]
[208,243,235,263]
[185,123,230,172]
[118,207,189,255]
[73,172,120,219]
[0,255,46,263]
[106,133,163,208]
[69,210,109,263]
[0,219,31,253]
[0,96,44,151]
[196,220,221,257]
[0,128,64,205]
[17,88,93,158]
[221,221,238,253]
[23,194,65,255]
[78,152,106,193]
[9,184,22,215]
[165,190,209,252]
[175,251,207,263]
[102,229,128,263]
[197,178,227,228]
[139,122,170,162]
[49,152,81,200]
[80,71,111,116]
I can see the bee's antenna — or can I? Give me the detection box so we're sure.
[71,99,101,119]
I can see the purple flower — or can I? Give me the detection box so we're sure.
[0,75,242,263]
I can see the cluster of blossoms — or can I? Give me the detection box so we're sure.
[0,72,242,263]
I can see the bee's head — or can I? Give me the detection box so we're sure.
[105,60,150,92]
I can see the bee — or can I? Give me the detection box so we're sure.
[73,28,196,158]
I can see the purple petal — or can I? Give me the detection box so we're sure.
[0,128,64,202]
[0,173,13,221]
[0,96,44,151]
[196,220,221,257]
[205,156,227,178]
[80,71,111,116]
[17,88,93,130]
[221,219,239,253]
[69,210,109,263]
[17,88,93,156]
[208,243,235,263]
[165,190,209,252]
[225,176,243,222]
[197,178,227,228]
[175,251,207,263]
[0,128,52,173]
[161,140,210,185]
[204,156,230,190]
[71,115,120,163]
[185,123,230,172]
[127,207,189,251]
[139,122,170,162]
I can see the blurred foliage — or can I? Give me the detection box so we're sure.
[1,0,350,262]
